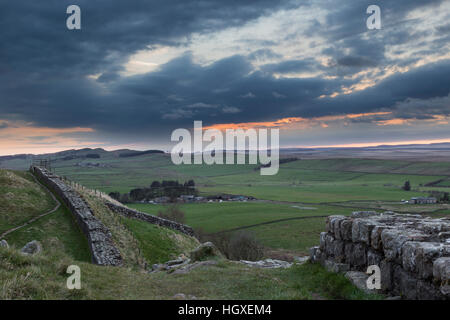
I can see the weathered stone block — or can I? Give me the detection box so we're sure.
[340,219,353,241]
[367,249,383,266]
[381,230,411,263]
[331,216,346,240]
[319,232,327,250]
[402,241,420,273]
[371,225,390,251]
[351,219,362,243]
[332,239,345,262]
[350,243,367,268]
[324,234,336,257]
[359,219,376,245]
[344,242,353,265]
[393,265,417,299]
[309,246,320,263]
[417,280,444,300]
[416,242,447,280]
[433,257,450,282]
[351,211,378,218]
[380,259,394,292]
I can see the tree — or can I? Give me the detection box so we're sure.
[186,179,195,187]
[120,193,130,203]
[108,191,121,201]
[150,181,161,188]
[403,181,411,191]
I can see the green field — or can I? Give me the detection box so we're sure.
[41,153,448,256]
[3,151,450,257]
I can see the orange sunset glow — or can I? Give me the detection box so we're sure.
[202,112,392,130]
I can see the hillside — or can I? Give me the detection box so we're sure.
[0,168,382,300]
[0,168,200,268]
[0,170,55,234]
[0,243,382,300]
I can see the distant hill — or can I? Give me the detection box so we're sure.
[0,148,166,170]
[119,150,165,158]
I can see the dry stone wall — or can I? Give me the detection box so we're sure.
[105,202,195,237]
[31,166,122,266]
[310,211,450,300]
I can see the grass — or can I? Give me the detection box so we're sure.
[197,184,428,203]
[0,170,55,233]
[129,202,353,234]
[78,187,199,268]
[249,217,327,254]
[0,245,383,300]
[1,169,91,262]
[3,204,91,263]
[120,216,199,265]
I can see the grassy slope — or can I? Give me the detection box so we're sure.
[0,245,383,300]
[0,170,55,233]
[3,203,91,263]
[1,169,198,267]
[120,216,199,265]
[78,188,199,269]
[0,169,91,262]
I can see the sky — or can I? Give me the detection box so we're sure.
[0,0,450,155]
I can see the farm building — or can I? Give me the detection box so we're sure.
[409,197,437,204]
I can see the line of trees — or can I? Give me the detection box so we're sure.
[109,179,197,203]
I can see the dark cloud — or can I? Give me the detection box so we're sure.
[0,0,293,79]
[311,0,446,76]
[315,60,450,118]
[0,0,449,148]
[336,56,377,67]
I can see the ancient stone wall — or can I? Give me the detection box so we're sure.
[104,202,195,237]
[310,211,450,299]
[30,166,122,266]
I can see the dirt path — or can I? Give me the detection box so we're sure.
[0,174,61,239]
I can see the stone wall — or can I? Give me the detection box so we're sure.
[31,166,122,266]
[104,202,195,237]
[310,211,450,300]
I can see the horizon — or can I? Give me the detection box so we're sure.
[3,139,450,157]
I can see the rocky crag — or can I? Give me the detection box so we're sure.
[310,211,450,299]
[31,166,122,266]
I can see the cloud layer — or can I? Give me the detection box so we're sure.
[0,0,449,152]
